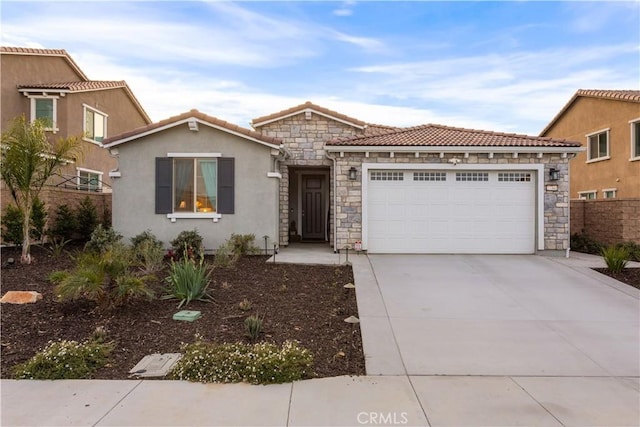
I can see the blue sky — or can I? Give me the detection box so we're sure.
[2,1,638,135]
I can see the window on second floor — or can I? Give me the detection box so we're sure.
[84,105,107,144]
[586,129,609,162]
[602,188,617,199]
[77,168,103,192]
[631,119,640,160]
[578,191,596,200]
[29,96,58,131]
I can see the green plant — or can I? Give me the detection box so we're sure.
[84,224,123,254]
[163,253,212,308]
[170,339,313,384]
[0,115,82,263]
[170,229,204,260]
[244,314,263,341]
[49,204,78,242]
[52,242,154,310]
[1,204,24,245]
[131,230,164,273]
[12,339,113,380]
[76,196,98,241]
[616,241,640,262]
[570,233,602,255]
[601,246,630,273]
[229,233,260,256]
[238,298,252,311]
[213,241,239,268]
[101,206,112,229]
[47,237,71,257]
[29,197,47,241]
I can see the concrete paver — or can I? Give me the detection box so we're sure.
[288,376,428,427]
[96,380,292,426]
[410,376,562,427]
[0,380,140,427]
[513,377,640,427]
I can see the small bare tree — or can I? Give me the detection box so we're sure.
[1,115,82,264]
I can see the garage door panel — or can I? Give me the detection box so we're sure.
[367,169,535,254]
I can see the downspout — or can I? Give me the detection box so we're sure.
[325,150,338,253]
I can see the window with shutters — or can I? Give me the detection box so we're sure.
[156,155,234,219]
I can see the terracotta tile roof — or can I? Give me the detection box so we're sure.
[252,101,367,128]
[18,81,128,92]
[1,46,89,80]
[540,89,640,136]
[103,109,282,147]
[364,123,403,135]
[327,123,582,148]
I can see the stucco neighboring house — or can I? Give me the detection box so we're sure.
[540,89,640,244]
[0,46,151,217]
[105,102,583,255]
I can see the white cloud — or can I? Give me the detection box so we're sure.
[333,8,353,17]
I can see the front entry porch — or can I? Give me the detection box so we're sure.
[285,167,331,245]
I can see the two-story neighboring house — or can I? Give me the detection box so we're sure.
[540,89,640,244]
[1,47,151,220]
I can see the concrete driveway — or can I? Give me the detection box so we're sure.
[352,254,640,426]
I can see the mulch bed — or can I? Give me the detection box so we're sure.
[593,268,640,290]
[1,245,365,380]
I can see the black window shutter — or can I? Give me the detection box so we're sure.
[218,157,234,214]
[155,157,173,214]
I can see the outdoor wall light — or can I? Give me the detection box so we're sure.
[549,168,559,181]
[348,167,357,181]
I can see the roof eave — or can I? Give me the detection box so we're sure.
[324,145,584,153]
[252,108,366,130]
[104,117,281,150]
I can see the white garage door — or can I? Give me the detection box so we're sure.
[367,170,536,254]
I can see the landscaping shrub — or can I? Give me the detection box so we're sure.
[570,232,602,255]
[616,241,640,262]
[170,229,204,260]
[51,242,154,310]
[245,314,263,341]
[1,204,24,245]
[601,246,630,273]
[49,204,77,241]
[163,253,212,308]
[1,200,48,245]
[29,197,47,241]
[84,224,122,254]
[131,230,164,273]
[229,233,260,256]
[76,196,99,241]
[213,240,239,268]
[101,206,112,229]
[170,340,313,384]
[12,339,113,380]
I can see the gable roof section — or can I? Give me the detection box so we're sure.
[18,81,129,92]
[252,101,367,129]
[1,46,88,80]
[540,89,640,136]
[103,109,282,149]
[326,123,582,151]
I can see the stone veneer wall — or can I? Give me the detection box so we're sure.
[570,199,640,244]
[257,114,363,246]
[332,152,571,252]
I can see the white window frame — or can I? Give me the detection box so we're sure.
[28,95,59,132]
[578,190,597,200]
[602,188,617,199]
[76,167,103,192]
[167,155,222,222]
[83,104,108,145]
[586,128,610,163]
[630,118,640,161]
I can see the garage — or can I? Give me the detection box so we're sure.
[366,169,536,254]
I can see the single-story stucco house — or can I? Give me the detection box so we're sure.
[102,102,583,255]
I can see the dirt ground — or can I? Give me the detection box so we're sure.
[1,245,365,379]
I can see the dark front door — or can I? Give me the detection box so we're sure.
[302,175,325,240]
